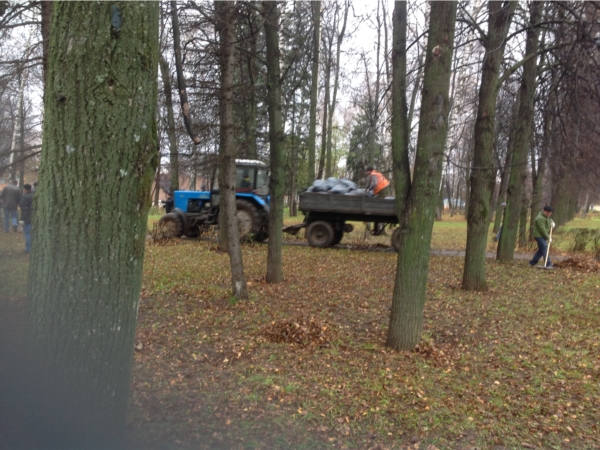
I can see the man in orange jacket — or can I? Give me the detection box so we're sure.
[365,167,390,198]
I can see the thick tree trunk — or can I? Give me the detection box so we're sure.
[215,1,248,298]
[307,1,321,184]
[263,1,284,284]
[159,56,179,193]
[387,1,457,351]
[23,3,159,447]
[497,1,542,261]
[171,1,200,145]
[462,0,516,291]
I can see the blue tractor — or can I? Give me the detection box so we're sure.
[158,159,270,241]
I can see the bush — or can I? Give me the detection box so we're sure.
[571,228,599,252]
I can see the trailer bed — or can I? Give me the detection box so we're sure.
[299,192,397,217]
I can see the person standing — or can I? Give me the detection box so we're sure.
[0,180,22,233]
[164,192,174,214]
[365,167,391,198]
[529,205,554,268]
[20,183,34,253]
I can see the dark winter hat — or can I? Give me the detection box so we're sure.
[543,205,554,212]
[366,166,374,172]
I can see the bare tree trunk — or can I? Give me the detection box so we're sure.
[215,1,248,298]
[9,69,25,181]
[530,89,552,238]
[263,1,284,283]
[159,56,179,193]
[289,92,298,216]
[154,163,160,206]
[497,1,542,261]
[493,98,518,233]
[245,7,259,160]
[307,1,321,184]
[518,192,529,248]
[387,1,457,351]
[317,33,331,180]
[171,1,200,145]
[462,0,517,291]
[325,1,349,179]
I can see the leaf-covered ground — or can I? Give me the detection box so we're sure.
[129,216,600,449]
[1,214,599,449]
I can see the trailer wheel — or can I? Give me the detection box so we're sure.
[391,227,402,252]
[331,229,343,246]
[157,213,183,239]
[306,221,335,248]
[236,200,265,241]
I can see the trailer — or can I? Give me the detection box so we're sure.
[284,191,401,250]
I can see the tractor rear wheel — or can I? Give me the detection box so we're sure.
[157,213,183,239]
[236,200,265,241]
[306,221,335,248]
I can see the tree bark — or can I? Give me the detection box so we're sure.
[530,86,553,238]
[462,0,516,291]
[497,1,542,261]
[24,3,159,447]
[493,96,518,233]
[518,191,529,248]
[215,1,248,298]
[171,0,201,145]
[387,1,457,351]
[245,7,259,160]
[307,1,321,184]
[390,1,410,208]
[317,31,331,180]
[40,1,53,86]
[159,56,179,193]
[263,1,284,284]
[325,1,348,179]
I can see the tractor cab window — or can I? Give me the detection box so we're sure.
[255,168,269,196]
[236,167,254,193]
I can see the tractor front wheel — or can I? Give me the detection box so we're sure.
[157,213,183,239]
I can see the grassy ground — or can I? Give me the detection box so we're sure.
[1,214,599,449]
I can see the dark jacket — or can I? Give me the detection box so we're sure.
[20,191,34,224]
[0,184,22,210]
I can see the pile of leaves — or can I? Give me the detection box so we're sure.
[261,315,336,347]
[553,257,600,272]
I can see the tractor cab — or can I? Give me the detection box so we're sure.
[211,159,269,206]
